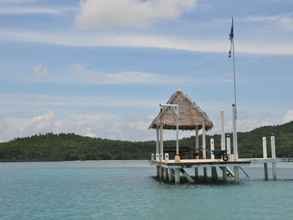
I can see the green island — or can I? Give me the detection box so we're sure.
[0,121,292,161]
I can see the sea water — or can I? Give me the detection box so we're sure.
[0,161,293,220]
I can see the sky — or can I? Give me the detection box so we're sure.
[0,0,293,142]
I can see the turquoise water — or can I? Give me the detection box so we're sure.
[1,161,293,220]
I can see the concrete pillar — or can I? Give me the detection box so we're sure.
[202,122,206,159]
[175,168,180,184]
[233,166,240,183]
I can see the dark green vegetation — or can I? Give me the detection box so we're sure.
[0,121,292,161]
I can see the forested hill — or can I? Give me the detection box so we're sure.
[0,121,292,161]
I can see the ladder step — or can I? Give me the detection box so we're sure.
[180,168,194,183]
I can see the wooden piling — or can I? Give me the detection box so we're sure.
[271,136,277,181]
[168,168,173,184]
[211,167,218,181]
[194,167,199,180]
[233,166,240,183]
[264,163,269,181]
[203,167,208,180]
[222,167,227,181]
[175,168,180,184]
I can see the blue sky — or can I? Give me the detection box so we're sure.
[0,0,292,141]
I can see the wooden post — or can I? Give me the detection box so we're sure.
[156,128,160,155]
[234,166,240,183]
[262,137,269,180]
[202,122,206,159]
[222,167,227,182]
[156,166,160,178]
[210,138,215,160]
[262,137,268,159]
[271,136,277,180]
[168,168,173,184]
[264,163,269,181]
[194,167,199,180]
[163,168,168,182]
[160,125,164,160]
[203,167,208,180]
[175,168,180,184]
[158,166,163,181]
[220,111,225,151]
[226,136,231,155]
[195,126,199,159]
[211,167,218,181]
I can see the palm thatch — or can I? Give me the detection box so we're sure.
[149,90,213,130]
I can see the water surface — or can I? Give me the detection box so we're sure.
[0,161,293,220]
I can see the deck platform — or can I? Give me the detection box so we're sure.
[151,159,251,168]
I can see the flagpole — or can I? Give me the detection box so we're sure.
[231,17,238,160]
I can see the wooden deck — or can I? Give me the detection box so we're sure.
[151,159,252,167]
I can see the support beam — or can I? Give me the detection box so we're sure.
[195,126,199,159]
[203,167,208,180]
[168,168,173,184]
[226,136,231,155]
[263,137,268,181]
[221,167,227,182]
[271,136,277,180]
[211,167,218,181]
[210,138,215,160]
[175,168,180,184]
[202,122,206,159]
[262,137,267,159]
[180,168,194,183]
[220,111,225,151]
[163,168,168,182]
[156,166,160,178]
[159,125,164,160]
[264,162,269,181]
[194,168,199,180]
[232,105,238,160]
[156,129,160,155]
[233,166,240,183]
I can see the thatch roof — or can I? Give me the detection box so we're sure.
[149,90,213,130]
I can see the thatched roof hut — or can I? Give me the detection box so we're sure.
[149,90,213,130]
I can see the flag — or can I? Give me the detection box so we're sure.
[228,17,234,58]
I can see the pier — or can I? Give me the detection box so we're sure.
[149,90,278,184]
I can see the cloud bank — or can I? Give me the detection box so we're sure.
[76,0,197,29]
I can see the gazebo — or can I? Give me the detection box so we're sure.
[149,90,213,162]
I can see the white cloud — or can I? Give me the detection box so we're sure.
[71,64,189,85]
[283,110,293,123]
[1,29,293,55]
[76,0,197,29]
[32,64,48,77]
[0,6,69,15]
[0,111,154,142]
